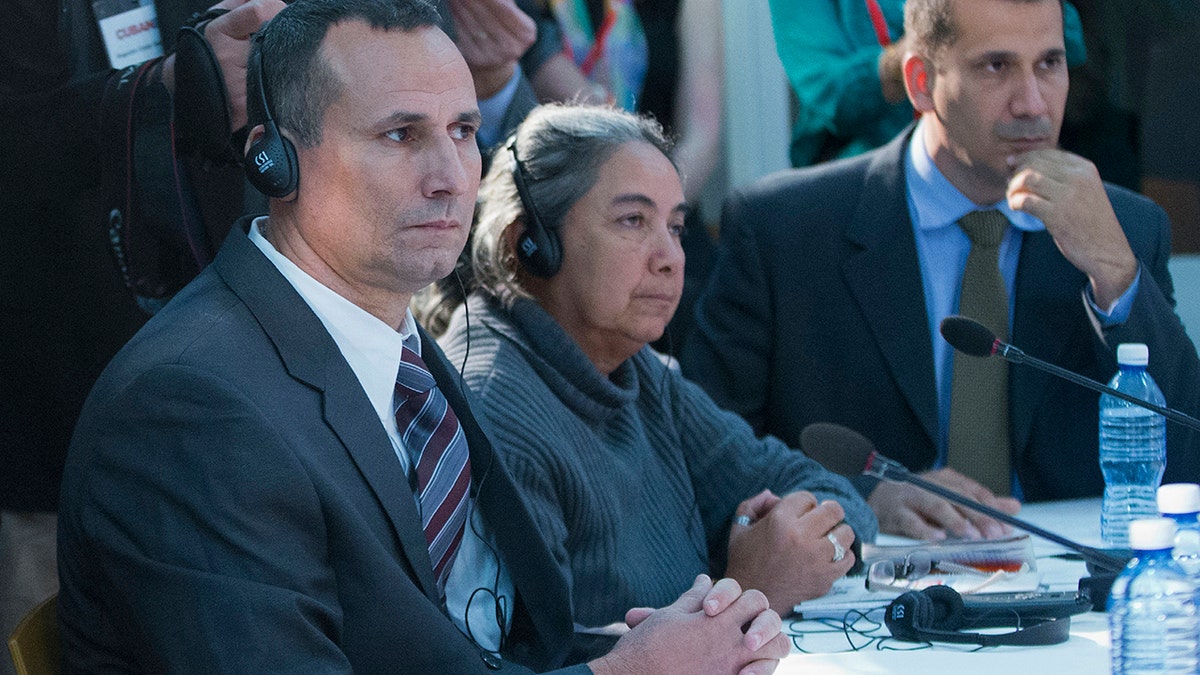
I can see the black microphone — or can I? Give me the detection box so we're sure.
[940,315,1200,433]
[799,422,1131,573]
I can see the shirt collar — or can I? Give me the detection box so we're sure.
[906,119,1045,234]
[248,216,418,420]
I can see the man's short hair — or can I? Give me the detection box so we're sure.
[247,0,441,148]
[904,0,1065,62]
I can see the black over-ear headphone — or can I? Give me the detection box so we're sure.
[244,33,299,199]
[507,137,561,278]
[884,586,1071,647]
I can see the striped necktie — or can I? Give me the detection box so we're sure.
[394,343,472,595]
[948,209,1012,496]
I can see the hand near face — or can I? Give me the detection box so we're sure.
[867,467,1021,541]
[596,575,789,675]
[724,490,856,614]
[446,0,537,98]
[1007,148,1139,308]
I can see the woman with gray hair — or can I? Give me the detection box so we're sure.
[436,103,877,639]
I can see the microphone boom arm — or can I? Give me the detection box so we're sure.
[865,452,1130,573]
[996,341,1200,431]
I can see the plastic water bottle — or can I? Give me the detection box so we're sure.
[1108,518,1200,674]
[1100,343,1167,548]
[1158,483,1200,578]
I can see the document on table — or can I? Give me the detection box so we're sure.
[793,570,1044,619]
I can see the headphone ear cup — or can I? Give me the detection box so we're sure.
[922,585,966,631]
[884,590,928,641]
[515,219,562,278]
[244,120,299,199]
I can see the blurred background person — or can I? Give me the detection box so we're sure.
[767,0,1085,168]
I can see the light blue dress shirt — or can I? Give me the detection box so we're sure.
[904,121,1139,487]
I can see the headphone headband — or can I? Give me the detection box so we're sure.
[251,35,276,127]
[508,136,562,277]
[243,32,299,198]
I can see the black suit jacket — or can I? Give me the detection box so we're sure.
[57,218,587,674]
[683,131,1200,501]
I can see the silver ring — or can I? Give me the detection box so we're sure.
[827,532,846,563]
[734,514,752,527]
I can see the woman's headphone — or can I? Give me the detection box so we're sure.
[507,137,561,278]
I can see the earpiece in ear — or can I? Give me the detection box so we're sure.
[243,38,299,199]
[508,137,561,278]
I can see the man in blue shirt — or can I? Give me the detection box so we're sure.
[685,0,1200,540]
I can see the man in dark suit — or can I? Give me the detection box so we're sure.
[55,1,788,672]
[2,0,542,655]
[684,0,1200,540]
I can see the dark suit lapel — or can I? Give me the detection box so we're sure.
[321,373,441,602]
[1010,229,1089,456]
[213,218,441,602]
[841,135,939,448]
[419,330,572,667]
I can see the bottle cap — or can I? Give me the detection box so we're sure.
[1158,483,1200,514]
[1129,517,1177,550]
[1117,343,1149,366]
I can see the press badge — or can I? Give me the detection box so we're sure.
[93,0,164,70]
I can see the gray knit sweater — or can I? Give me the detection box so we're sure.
[439,295,878,627]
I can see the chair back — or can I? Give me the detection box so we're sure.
[7,594,60,675]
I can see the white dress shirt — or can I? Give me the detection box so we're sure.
[249,217,513,651]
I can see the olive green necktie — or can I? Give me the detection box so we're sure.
[947,209,1011,496]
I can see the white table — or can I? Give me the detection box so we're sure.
[776,498,1113,674]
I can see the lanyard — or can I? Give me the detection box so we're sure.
[865,0,892,47]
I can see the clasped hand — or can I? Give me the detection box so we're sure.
[725,490,856,614]
[593,575,789,675]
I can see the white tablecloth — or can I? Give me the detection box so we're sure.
[777,498,1111,674]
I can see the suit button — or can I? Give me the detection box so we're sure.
[481,652,502,670]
